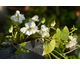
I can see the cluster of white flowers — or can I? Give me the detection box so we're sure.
[10,10,50,38]
[20,24,50,37]
[66,36,77,48]
[39,25,50,38]
[20,20,50,37]
[11,10,25,23]
[20,20,39,36]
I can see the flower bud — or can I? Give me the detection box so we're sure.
[41,17,45,24]
[9,25,13,33]
[51,20,56,27]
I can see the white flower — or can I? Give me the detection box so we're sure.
[20,27,27,34]
[10,10,25,23]
[20,21,39,36]
[41,25,49,32]
[39,25,50,38]
[66,36,77,48]
[32,15,39,22]
[69,36,73,40]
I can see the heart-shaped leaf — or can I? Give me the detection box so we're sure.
[42,39,55,56]
[56,26,69,41]
[60,26,69,40]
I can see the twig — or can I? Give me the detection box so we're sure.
[50,52,60,59]
[64,47,78,55]
[54,50,66,59]
[48,53,52,59]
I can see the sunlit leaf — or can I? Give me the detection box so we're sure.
[56,28,61,42]
[56,26,69,41]
[19,42,26,47]
[60,26,69,40]
[42,39,55,56]
[52,33,60,48]
[15,47,22,55]
[5,35,12,38]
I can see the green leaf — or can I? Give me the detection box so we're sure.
[23,50,29,54]
[60,26,69,40]
[15,50,22,55]
[5,35,12,38]
[15,42,26,55]
[56,26,69,41]
[55,28,61,42]
[56,28,61,40]
[52,33,61,48]
[42,39,56,56]
[59,43,65,53]
[15,48,22,55]
[20,42,26,47]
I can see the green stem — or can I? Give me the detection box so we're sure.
[64,47,78,55]
[12,31,13,37]
[69,30,75,35]
[48,53,52,59]
[12,42,18,50]
[45,38,51,42]
[37,38,45,44]
[77,45,80,48]
[54,50,66,59]
[50,52,60,59]
[38,21,42,27]
[50,27,56,30]
[26,35,29,39]
[12,42,25,53]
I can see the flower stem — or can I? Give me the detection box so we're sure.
[37,38,45,44]
[53,50,66,59]
[48,53,52,59]
[12,42,18,50]
[64,47,78,55]
[45,38,51,42]
[50,52,60,59]
[38,21,42,27]
[50,27,56,30]
[12,31,13,37]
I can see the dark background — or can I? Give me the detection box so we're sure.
[0,6,80,33]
